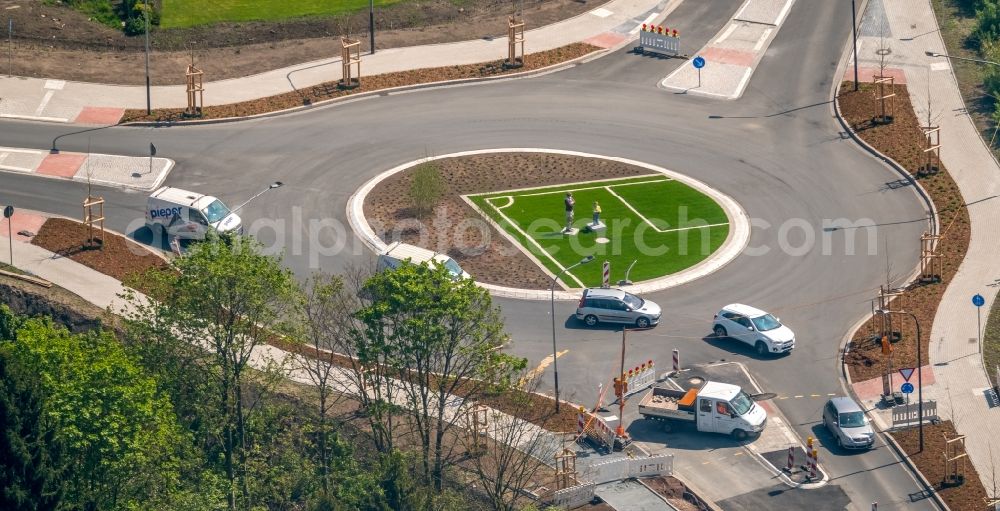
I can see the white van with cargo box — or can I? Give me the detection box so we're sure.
[146,186,242,240]
[377,241,470,280]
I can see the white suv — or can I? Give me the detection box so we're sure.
[712,304,795,356]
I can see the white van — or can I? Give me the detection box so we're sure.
[377,241,470,280]
[146,186,242,240]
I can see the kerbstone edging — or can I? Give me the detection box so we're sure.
[346,148,751,301]
[121,49,608,127]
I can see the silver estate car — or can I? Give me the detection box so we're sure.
[823,397,875,449]
[575,288,661,329]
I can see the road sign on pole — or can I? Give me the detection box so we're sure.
[900,382,914,394]
[974,294,985,351]
[692,56,705,88]
[899,367,915,382]
[3,205,13,266]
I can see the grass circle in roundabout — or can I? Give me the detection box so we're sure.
[348,149,749,300]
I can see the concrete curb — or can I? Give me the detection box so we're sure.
[21,207,172,263]
[668,473,725,511]
[830,3,948,508]
[729,361,830,489]
[119,48,609,127]
[345,148,750,301]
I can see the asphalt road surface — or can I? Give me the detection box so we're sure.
[0,1,939,509]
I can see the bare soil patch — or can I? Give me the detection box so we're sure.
[363,152,651,290]
[0,265,113,334]
[888,421,990,511]
[837,82,971,383]
[30,217,169,294]
[640,476,705,511]
[3,0,597,84]
[120,42,599,122]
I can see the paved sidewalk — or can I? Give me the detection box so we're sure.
[0,223,576,470]
[0,145,173,191]
[852,0,1000,491]
[0,0,674,124]
[661,0,795,99]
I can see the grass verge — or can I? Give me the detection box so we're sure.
[982,288,1000,389]
[121,42,601,122]
[837,82,971,383]
[161,0,412,28]
[467,175,729,286]
[931,0,1000,157]
[889,421,991,511]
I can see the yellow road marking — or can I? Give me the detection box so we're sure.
[521,350,569,387]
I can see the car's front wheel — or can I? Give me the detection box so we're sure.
[714,325,727,338]
[755,341,768,356]
[636,317,650,329]
[731,429,749,441]
[584,315,599,327]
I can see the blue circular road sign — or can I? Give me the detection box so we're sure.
[901,382,914,394]
[973,294,985,307]
[693,56,706,69]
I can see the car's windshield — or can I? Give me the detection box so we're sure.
[730,391,754,416]
[202,199,231,224]
[839,411,867,428]
[623,293,644,310]
[442,259,463,278]
[751,314,781,331]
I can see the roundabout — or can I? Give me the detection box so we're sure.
[0,0,944,507]
[347,148,750,299]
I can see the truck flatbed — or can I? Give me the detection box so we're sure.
[637,386,698,422]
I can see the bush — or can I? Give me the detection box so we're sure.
[975,0,1000,47]
[409,163,445,218]
[123,16,146,36]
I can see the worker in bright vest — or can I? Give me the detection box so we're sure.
[593,201,602,225]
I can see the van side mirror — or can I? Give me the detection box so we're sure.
[731,412,737,419]
[746,326,754,331]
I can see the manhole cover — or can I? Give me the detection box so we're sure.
[875,48,892,56]
[687,376,705,387]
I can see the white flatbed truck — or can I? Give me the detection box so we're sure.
[638,381,767,440]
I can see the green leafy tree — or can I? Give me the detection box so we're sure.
[355,262,525,491]
[121,233,296,511]
[2,317,184,511]
[0,344,66,511]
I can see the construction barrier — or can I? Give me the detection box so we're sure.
[575,408,617,452]
[809,449,818,479]
[547,482,596,509]
[672,349,680,372]
[580,454,674,484]
[637,24,680,56]
[623,360,656,397]
[786,446,794,472]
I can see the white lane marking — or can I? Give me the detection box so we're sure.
[774,0,795,26]
[468,174,666,197]
[0,146,44,154]
[43,79,65,90]
[716,24,738,44]
[930,62,949,71]
[753,28,773,52]
[33,90,55,116]
[0,113,69,122]
[493,195,514,209]
[659,222,729,233]
[605,185,660,231]
[513,178,670,197]
[590,7,613,18]
[732,67,754,99]
[630,12,659,35]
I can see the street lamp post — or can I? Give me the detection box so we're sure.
[369,0,375,55]
[231,181,284,213]
[144,5,151,115]
[877,309,923,451]
[851,0,859,91]
[926,51,1000,67]
[550,255,594,412]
